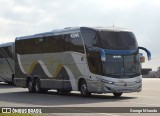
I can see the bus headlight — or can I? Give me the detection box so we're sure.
[108,81,115,84]
[103,80,115,84]
[97,77,115,84]
[135,80,141,83]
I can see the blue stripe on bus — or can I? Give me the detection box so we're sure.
[89,47,151,61]
[93,47,138,61]
[103,49,138,55]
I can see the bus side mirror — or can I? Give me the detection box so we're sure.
[97,48,106,62]
[89,47,106,62]
[140,56,145,63]
[138,47,151,61]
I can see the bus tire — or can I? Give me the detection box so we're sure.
[12,75,15,86]
[34,78,42,93]
[27,79,34,93]
[80,80,91,97]
[113,93,122,97]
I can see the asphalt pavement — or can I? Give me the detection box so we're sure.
[0,78,160,116]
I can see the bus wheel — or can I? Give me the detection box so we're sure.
[11,74,15,86]
[80,80,91,97]
[27,79,34,93]
[12,77,15,86]
[34,78,41,93]
[113,93,122,97]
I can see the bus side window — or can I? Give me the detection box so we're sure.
[43,36,57,53]
[54,35,70,52]
[87,51,103,75]
[82,32,95,49]
[68,33,84,53]
[16,39,35,54]
[64,34,71,51]
[81,31,103,75]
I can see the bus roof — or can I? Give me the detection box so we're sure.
[90,27,132,32]
[16,27,132,41]
[0,42,14,47]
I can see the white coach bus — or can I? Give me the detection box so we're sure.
[14,27,151,97]
[0,42,15,84]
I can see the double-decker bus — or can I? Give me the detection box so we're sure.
[14,27,151,97]
[0,42,15,84]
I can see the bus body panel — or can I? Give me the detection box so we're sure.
[0,42,15,83]
[14,27,149,95]
[15,52,85,90]
[87,74,142,93]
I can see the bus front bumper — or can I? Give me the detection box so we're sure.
[88,81,142,93]
[103,83,142,93]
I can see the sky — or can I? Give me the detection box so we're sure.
[0,0,160,70]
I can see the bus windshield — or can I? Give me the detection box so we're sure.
[104,54,141,78]
[98,31,138,50]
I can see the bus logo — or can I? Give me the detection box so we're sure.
[118,80,127,86]
[70,33,80,38]
[113,56,121,58]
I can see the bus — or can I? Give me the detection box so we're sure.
[14,27,151,97]
[0,42,15,84]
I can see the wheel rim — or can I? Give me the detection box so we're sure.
[81,83,87,95]
[12,78,15,85]
[35,82,39,92]
[28,81,32,91]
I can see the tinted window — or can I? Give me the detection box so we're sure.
[81,30,97,48]
[81,29,102,74]
[0,47,13,58]
[98,31,138,50]
[87,51,103,75]
[54,35,67,52]
[16,35,66,54]
[104,54,141,78]
[68,33,84,53]
[16,33,84,54]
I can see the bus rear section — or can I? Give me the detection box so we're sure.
[14,29,85,94]
[0,42,15,84]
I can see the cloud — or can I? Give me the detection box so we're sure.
[0,0,160,70]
